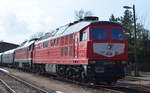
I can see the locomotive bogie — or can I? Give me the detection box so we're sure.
[56,64,87,82]
[45,64,56,73]
[14,61,31,69]
[87,60,125,84]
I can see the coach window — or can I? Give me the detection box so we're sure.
[29,45,31,50]
[37,44,41,49]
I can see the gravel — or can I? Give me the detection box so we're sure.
[3,68,115,93]
[0,71,51,93]
[0,81,9,93]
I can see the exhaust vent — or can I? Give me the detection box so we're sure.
[83,16,99,21]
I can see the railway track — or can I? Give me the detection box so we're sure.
[0,78,15,93]
[0,71,51,93]
[43,72,150,93]
[2,68,150,93]
[114,82,150,93]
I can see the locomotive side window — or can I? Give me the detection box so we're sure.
[53,39,57,46]
[61,37,64,45]
[57,38,59,45]
[64,47,68,56]
[50,40,53,46]
[69,35,73,44]
[110,28,123,40]
[69,46,73,56]
[65,36,68,44]
[43,41,48,48]
[91,28,106,40]
[61,48,63,56]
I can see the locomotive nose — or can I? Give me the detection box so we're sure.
[93,42,125,57]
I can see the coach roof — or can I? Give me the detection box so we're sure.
[3,49,16,54]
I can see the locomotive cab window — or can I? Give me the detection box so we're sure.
[91,28,106,40]
[110,28,124,40]
[81,31,88,41]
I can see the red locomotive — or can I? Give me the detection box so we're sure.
[4,17,128,84]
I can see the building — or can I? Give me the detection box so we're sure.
[0,41,19,53]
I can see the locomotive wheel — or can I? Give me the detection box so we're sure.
[74,69,80,81]
[81,71,86,83]
[76,68,86,83]
[68,69,73,79]
[58,67,65,76]
[66,67,73,79]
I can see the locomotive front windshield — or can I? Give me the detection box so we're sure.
[91,27,124,40]
[91,28,106,40]
[110,28,123,40]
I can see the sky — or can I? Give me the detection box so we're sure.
[0,0,149,44]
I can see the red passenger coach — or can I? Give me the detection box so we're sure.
[14,40,35,69]
[31,17,128,84]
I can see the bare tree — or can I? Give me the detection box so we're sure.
[75,9,93,20]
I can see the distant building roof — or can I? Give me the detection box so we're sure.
[0,41,19,53]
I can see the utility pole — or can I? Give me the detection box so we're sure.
[123,4,139,76]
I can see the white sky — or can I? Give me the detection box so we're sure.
[0,0,149,44]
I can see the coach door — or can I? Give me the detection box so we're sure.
[28,43,34,62]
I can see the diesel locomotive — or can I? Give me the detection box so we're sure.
[0,17,128,84]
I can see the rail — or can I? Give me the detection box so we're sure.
[0,70,50,93]
[0,78,16,93]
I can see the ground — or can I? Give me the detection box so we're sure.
[2,68,113,93]
[2,67,150,93]
[119,72,150,86]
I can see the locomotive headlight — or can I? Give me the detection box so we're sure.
[122,61,127,64]
[89,60,96,64]
[107,44,112,49]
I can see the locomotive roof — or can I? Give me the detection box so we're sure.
[91,21,122,25]
[36,21,122,43]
